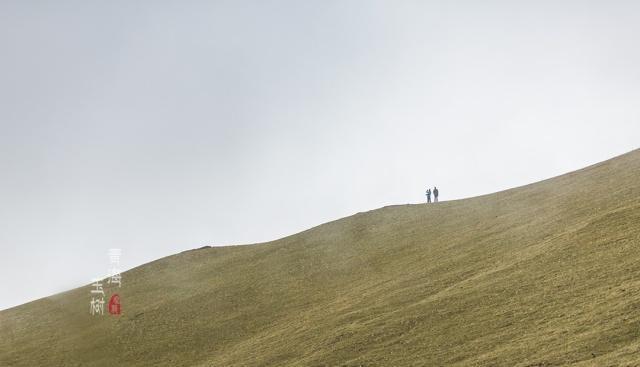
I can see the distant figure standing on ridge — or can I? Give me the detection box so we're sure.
[433,187,439,203]
[426,188,432,203]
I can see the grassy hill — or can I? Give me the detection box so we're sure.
[1,149,639,366]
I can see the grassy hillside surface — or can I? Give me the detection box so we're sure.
[1,150,639,366]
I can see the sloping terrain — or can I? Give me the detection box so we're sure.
[1,149,639,366]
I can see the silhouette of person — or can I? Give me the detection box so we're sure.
[426,188,431,203]
[433,187,439,203]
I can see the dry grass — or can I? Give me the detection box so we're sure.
[1,149,639,366]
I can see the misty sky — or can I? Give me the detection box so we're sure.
[1,0,639,311]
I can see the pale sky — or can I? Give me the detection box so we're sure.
[1,0,639,311]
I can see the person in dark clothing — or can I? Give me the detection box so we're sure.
[426,188,431,203]
[433,187,439,202]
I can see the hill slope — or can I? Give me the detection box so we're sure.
[1,150,640,366]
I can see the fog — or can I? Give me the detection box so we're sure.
[1,0,639,310]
